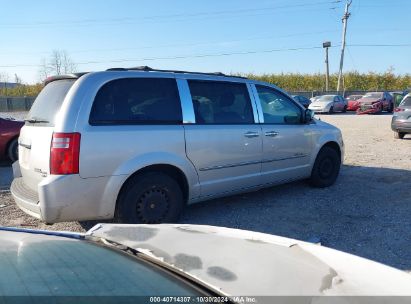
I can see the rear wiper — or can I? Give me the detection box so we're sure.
[24,118,49,123]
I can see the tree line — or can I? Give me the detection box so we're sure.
[1,51,410,98]
[244,70,411,92]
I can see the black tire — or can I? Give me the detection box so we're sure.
[7,138,19,162]
[342,105,347,113]
[394,132,405,139]
[116,172,184,224]
[328,106,334,114]
[309,146,341,188]
[388,103,394,113]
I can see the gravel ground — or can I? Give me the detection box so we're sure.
[0,112,410,269]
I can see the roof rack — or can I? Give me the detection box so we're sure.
[105,66,247,79]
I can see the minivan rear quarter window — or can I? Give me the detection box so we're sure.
[188,80,254,124]
[89,78,182,125]
[26,79,75,126]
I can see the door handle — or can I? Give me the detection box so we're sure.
[265,131,279,137]
[244,131,260,138]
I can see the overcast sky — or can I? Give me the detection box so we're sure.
[1,0,410,83]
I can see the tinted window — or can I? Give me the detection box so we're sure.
[256,85,302,124]
[26,79,75,126]
[90,78,182,125]
[188,80,254,124]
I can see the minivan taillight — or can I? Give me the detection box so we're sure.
[50,133,81,175]
[394,108,405,112]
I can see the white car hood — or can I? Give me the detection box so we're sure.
[87,224,411,296]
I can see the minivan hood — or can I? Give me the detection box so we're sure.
[87,224,411,296]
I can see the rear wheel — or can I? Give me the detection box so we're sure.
[116,172,184,224]
[394,132,405,139]
[342,105,347,113]
[7,138,18,162]
[309,146,341,188]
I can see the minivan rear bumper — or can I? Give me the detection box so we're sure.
[11,172,120,223]
[11,178,41,219]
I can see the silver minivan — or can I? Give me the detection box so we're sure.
[11,67,344,224]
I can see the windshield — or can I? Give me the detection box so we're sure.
[26,79,75,126]
[316,95,334,102]
[0,238,202,296]
[348,95,362,100]
[363,92,383,99]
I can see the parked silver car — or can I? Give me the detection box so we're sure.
[392,93,411,139]
[11,67,344,224]
[308,95,347,114]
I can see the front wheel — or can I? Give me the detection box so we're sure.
[328,106,334,114]
[116,172,184,224]
[309,146,341,188]
[7,138,19,162]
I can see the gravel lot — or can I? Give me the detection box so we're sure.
[0,112,410,270]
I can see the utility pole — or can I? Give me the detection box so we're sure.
[337,0,352,93]
[323,41,331,92]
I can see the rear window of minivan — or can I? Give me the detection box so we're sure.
[26,79,75,126]
[89,78,182,125]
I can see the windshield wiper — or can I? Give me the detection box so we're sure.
[24,118,49,123]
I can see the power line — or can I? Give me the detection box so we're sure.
[0,46,328,68]
[0,29,340,55]
[1,1,337,28]
[0,43,409,69]
[349,43,411,47]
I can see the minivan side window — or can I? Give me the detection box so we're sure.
[89,78,182,125]
[255,85,302,124]
[187,80,254,124]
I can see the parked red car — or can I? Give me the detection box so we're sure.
[345,94,363,111]
[0,117,24,161]
[356,92,394,115]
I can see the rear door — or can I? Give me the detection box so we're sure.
[251,84,313,185]
[19,79,75,190]
[183,79,262,198]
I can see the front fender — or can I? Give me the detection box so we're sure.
[310,121,344,165]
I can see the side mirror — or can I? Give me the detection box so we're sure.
[304,109,314,123]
